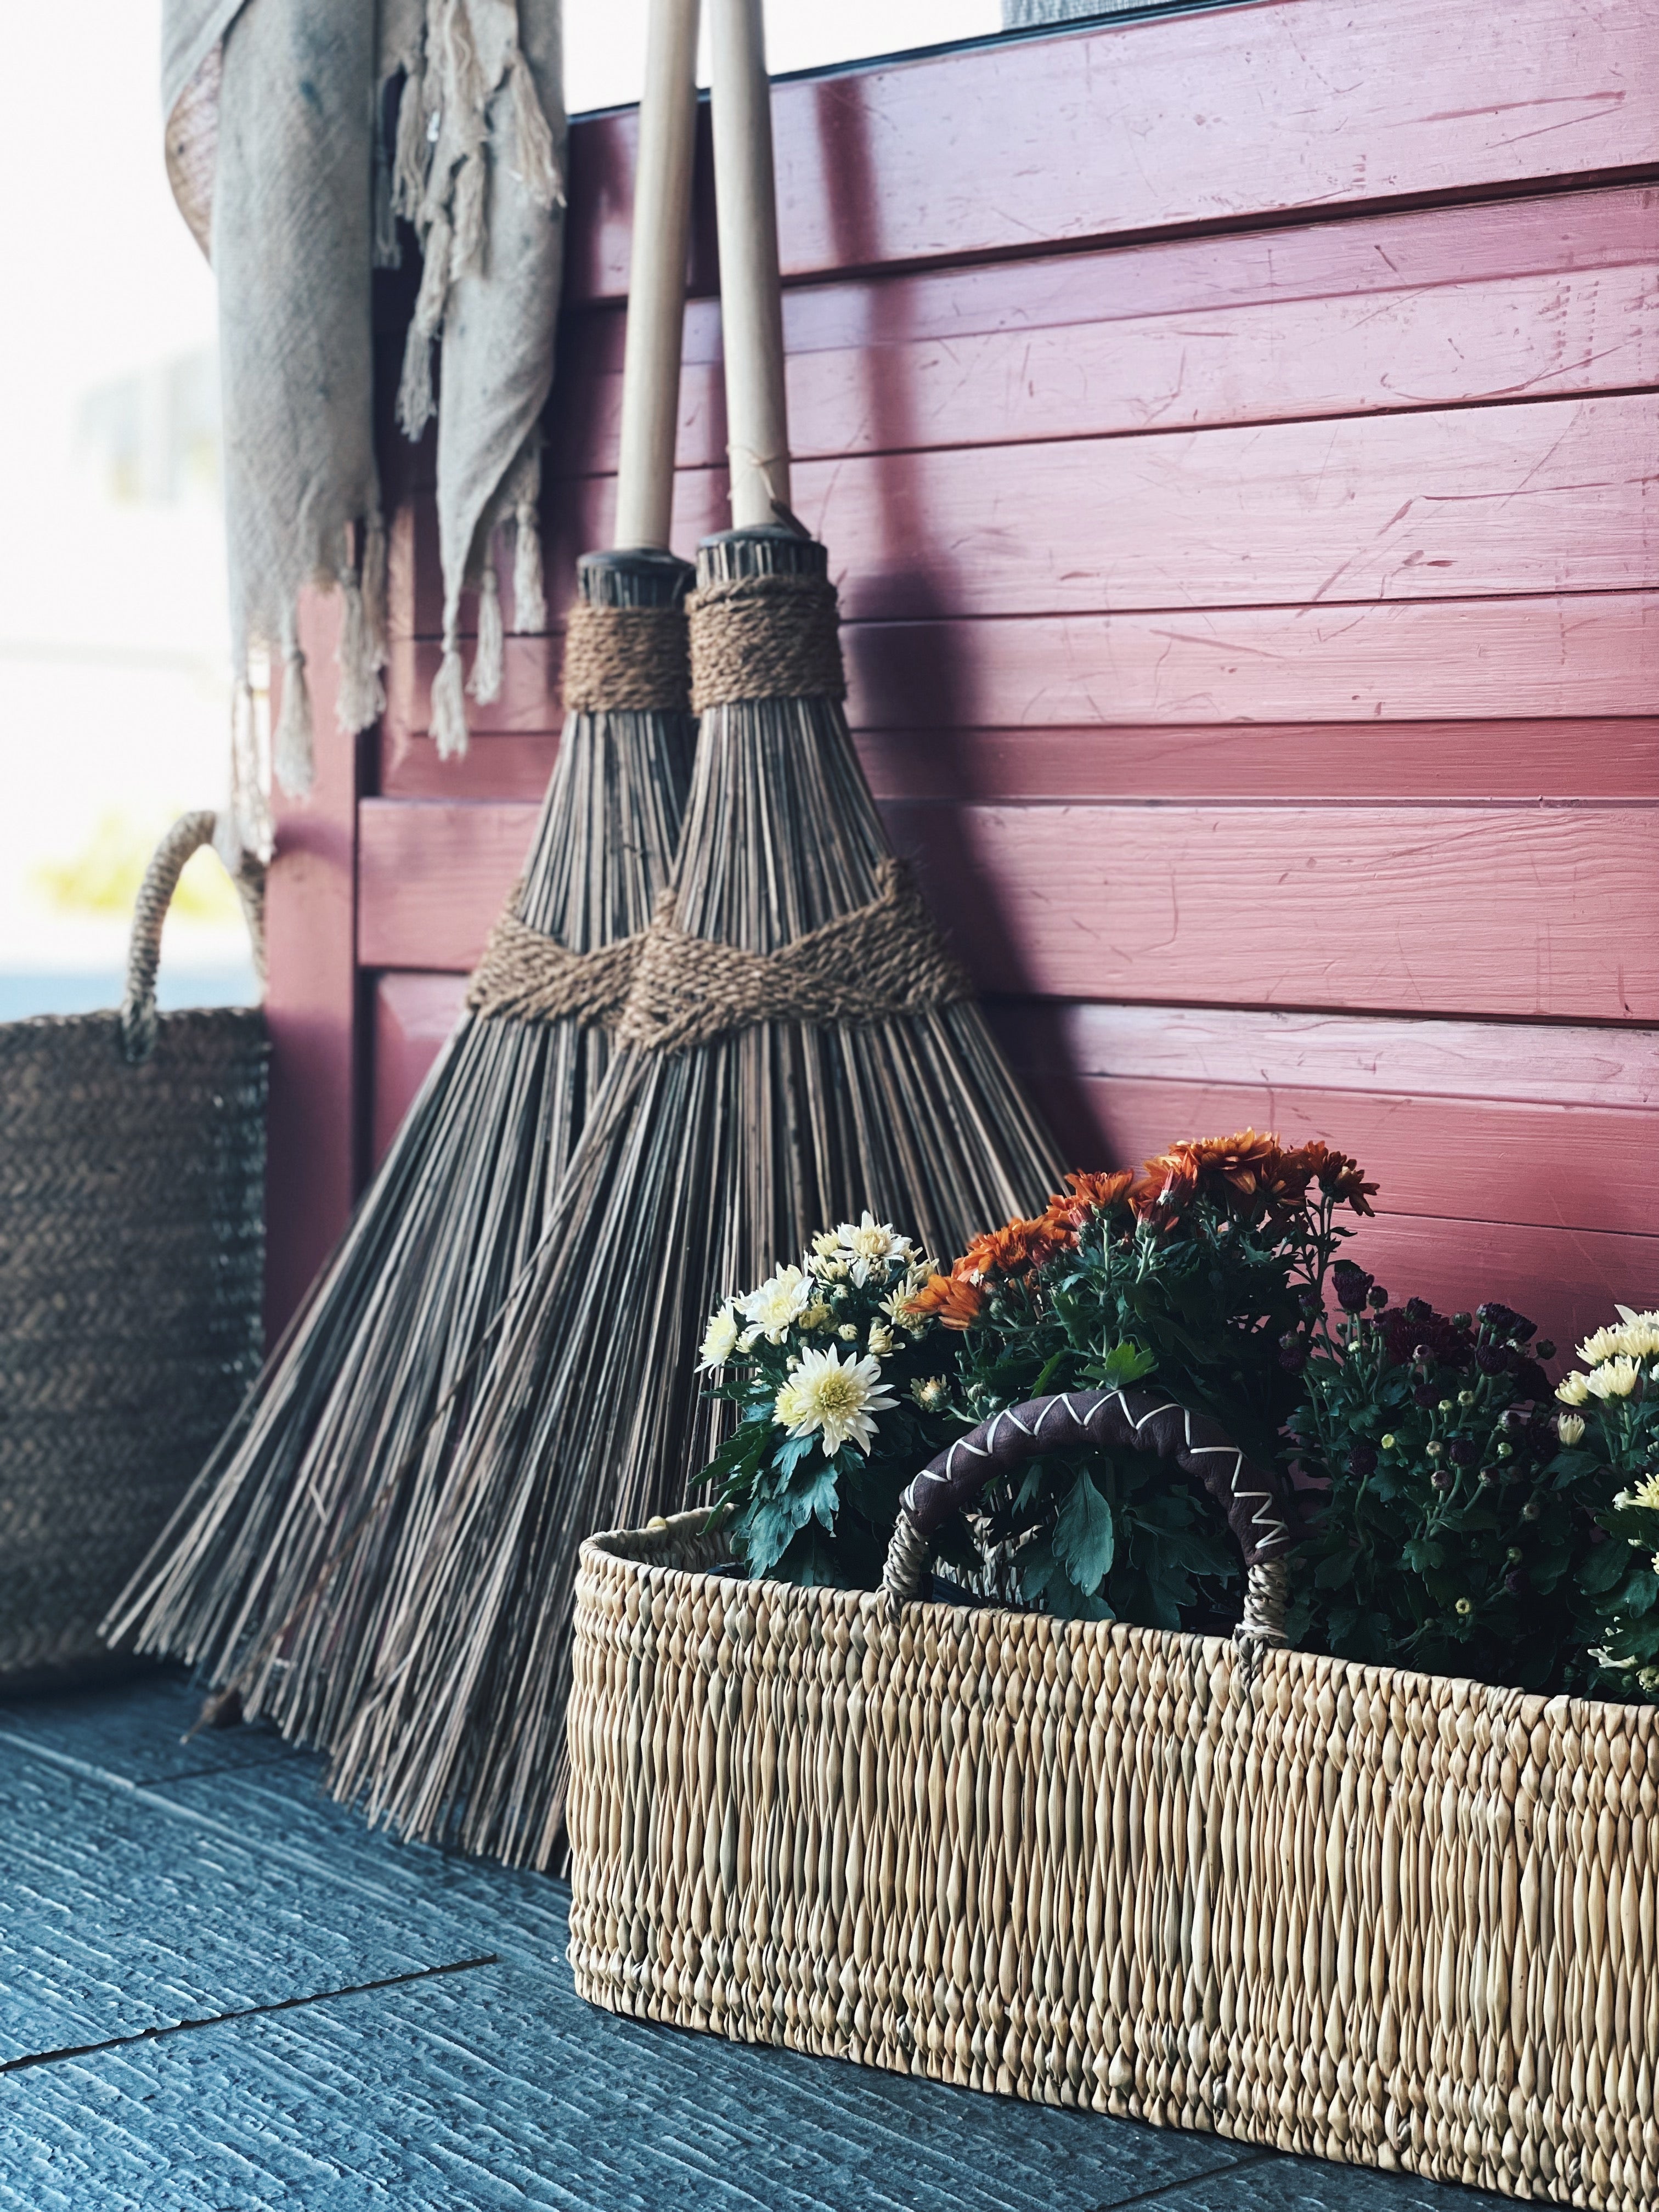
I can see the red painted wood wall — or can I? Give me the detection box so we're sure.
[267,0,1659,1353]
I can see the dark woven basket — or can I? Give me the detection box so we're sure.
[0,812,268,1687]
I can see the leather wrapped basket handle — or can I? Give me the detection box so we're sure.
[119,811,267,1065]
[881,1385,1297,1649]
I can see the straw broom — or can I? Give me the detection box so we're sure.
[102,0,706,1745]
[321,0,1065,1868]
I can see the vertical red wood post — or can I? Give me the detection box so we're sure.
[264,588,366,1340]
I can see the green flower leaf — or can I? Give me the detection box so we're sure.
[1052,1467,1116,1596]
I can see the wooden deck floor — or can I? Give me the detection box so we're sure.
[0,1674,1512,2212]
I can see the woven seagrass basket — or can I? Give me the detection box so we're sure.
[0,813,267,1687]
[568,1385,1659,2211]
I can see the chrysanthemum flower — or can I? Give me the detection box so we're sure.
[1556,1371,1591,1406]
[774,1345,897,1457]
[1556,1412,1585,1446]
[1585,1356,1641,1400]
[904,1274,986,1330]
[832,1212,914,1286]
[698,1305,740,1371]
[1631,1473,1659,1513]
[738,1264,812,1344]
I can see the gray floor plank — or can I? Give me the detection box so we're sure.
[0,1751,479,2062]
[0,1672,302,1787]
[0,1678,1515,2212]
[0,1959,1245,2212]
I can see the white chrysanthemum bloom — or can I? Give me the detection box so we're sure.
[800,1301,833,1331]
[1616,1305,1659,1331]
[1579,1325,1623,1367]
[698,1305,741,1371]
[1582,1319,1659,1365]
[1556,1412,1585,1446]
[834,1211,915,1288]
[811,1231,840,1261]
[1585,1356,1641,1400]
[1632,1473,1659,1513]
[738,1264,812,1344]
[867,1323,893,1356]
[1556,1371,1591,1406]
[775,1345,897,1458]
[837,1323,860,1341]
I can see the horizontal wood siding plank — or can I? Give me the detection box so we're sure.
[889,801,1659,1019]
[380,718,1659,806]
[988,1000,1659,1111]
[804,396,1657,619]
[856,720,1659,805]
[382,596,1659,747]
[845,595,1659,728]
[562,0,1657,301]
[357,797,1659,1021]
[547,260,1659,481]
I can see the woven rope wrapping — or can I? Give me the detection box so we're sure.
[562,600,691,715]
[688,569,845,714]
[569,1516,1659,2210]
[466,884,644,1029]
[613,857,973,1055]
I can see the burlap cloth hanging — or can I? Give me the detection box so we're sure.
[466,574,971,1046]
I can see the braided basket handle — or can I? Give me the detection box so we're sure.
[119,811,266,1064]
[882,1386,1296,1648]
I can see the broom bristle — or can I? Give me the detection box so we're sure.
[102,549,697,1751]
[325,527,1064,1864]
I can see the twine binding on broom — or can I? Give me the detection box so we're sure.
[688,568,844,713]
[469,858,970,1045]
[617,860,971,1052]
[562,600,690,714]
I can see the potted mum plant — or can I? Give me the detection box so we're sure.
[569,1136,1659,2210]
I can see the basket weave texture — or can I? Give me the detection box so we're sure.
[0,1004,267,1684]
[569,1514,1659,2211]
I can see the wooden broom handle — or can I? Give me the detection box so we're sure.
[882,1387,1297,1645]
[613,0,702,551]
[708,0,791,528]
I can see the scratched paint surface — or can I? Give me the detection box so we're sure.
[0,1676,1511,2211]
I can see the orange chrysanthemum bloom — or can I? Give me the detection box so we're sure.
[1294,1141,1378,1217]
[904,1273,987,1330]
[1131,1144,1202,1222]
[1042,1167,1136,1233]
[1184,1127,1284,1197]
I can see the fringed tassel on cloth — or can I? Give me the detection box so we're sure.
[508,48,564,208]
[398,210,453,439]
[362,514,388,659]
[469,558,504,703]
[431,637,469,759]
[391,65,431,225]
[337,578,385,732]
[507,440,546,633]
[229,677,275,864]
[336,514,389,732]
[273,643,315,797]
